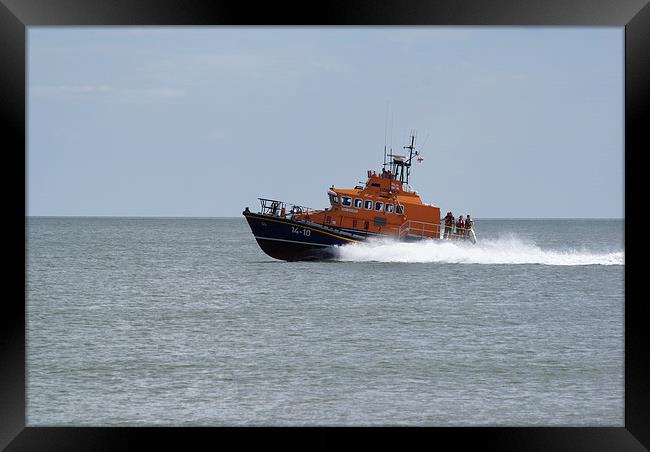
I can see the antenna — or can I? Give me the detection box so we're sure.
[420,132,430,151]
[389,112,394,174]
[383,102,388,169]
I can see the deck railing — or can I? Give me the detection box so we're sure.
[257,198,315,221]
[398,220,474,241]
[398,220,441,239]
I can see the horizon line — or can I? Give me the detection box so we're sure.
[25,215,625,220]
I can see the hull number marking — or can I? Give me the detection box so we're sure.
[291,226,311,237]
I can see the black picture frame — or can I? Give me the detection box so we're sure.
[3,0,648,449]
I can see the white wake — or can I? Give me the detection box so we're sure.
[333,235,624,266]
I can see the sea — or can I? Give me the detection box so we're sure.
[26,217,625,426]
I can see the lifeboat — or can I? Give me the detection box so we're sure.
[243,133,475,261]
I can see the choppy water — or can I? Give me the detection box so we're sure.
[27,217,624,426]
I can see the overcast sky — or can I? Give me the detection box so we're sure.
[28,27,623,218]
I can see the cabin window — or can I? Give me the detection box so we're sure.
[329,193,340,205]
[395,205,404,215]
[385,204,394,213]
[375,201,383,211]
[354,198,363,209]
[363,200,373,210]
[341,196,352,206]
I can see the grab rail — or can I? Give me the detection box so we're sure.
[398,220,441,239]
[398,220,474,241]
[257,198,315,221]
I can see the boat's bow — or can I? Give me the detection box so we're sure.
[243,200,362,261]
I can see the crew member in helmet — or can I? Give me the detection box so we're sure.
[456,215,465,239]
[443,211,454,239]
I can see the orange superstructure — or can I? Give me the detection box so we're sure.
[294,169,441,239]
[292,133,442,239]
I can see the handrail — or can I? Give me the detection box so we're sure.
[397,219,474,240]
[257,198,315,220]
[398,220,441,239]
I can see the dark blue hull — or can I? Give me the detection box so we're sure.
[243,212,363,261]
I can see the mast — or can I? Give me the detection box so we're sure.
[382,130,420,185]
[403,131,416,184]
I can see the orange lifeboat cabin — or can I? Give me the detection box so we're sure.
[243,133,475,261]
[296,169,440,239]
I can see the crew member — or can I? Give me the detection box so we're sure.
[443,212,454,239]
[456,215,465,239]
[465,215,473,232]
